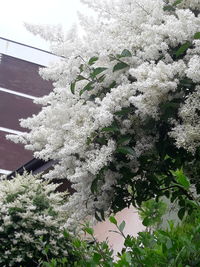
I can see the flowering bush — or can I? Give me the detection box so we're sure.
[0,173,71,266]
[8,0,200,227]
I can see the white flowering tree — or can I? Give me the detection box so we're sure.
[8,0,200,227]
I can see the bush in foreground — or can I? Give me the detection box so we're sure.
[0,173,76,266]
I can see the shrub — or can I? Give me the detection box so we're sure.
[0,173,70,266]
[42,204,200,267]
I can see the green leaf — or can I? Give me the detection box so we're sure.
[70,81,76,94]
[79,64,84,72]
[171,168,190,189]
[109,81,117,89]
[95,211,102,222]
[76,75,86,81]
[79,81,94,96]
[173,0,183,6]
[163,5,175,11]
[113,62,129,72]
[175,42,191,58]
[95,137,107,145]
[117,135,132,145]
[177,174,190,189]
[93,253,101,263]
[88,56,98,65]
[91,178,98,194]
[119,220,126,232]
[178,207,185,220]
[109,216,117,225]
[114,107,132,116]
[95,208,105,222]
[90,67,107,78]
[98,74,106,83]
[142,217,151,226]
[121,49,132,57]
[73,239,82,248]
[100,209,105,221]
[84,227,94,236]
[116,146,135,156]
[101,126,120,132]
[194,32,200,40]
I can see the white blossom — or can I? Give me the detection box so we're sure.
[7,0,200,226]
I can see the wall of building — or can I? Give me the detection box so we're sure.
[93,206,145,256]
[0,38,57,174]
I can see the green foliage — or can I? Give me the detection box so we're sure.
[175,42,191,58]
[113,62,129,72]
[40,208,200,267]
[194,32,200,39]
[138,199,167,228]
[88,56,99,65]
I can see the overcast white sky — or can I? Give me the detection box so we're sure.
[0,0,88,50]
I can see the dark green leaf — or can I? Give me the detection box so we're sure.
[88,56,99,65]
[79,64,84,72]
[90,67,107,78]
[178,207,185,220]
[79,82,94,96]
[70,82,76,94]
[76,75,86,81]
[117,135,132,145]
[93,253,101,263]
[113,62,129,72]
[163,5,175,11]
[121,49,132,57]
[109,81,117,89]
[95,208,105,221]
[173,0,183,6]
[91,178,98,194]
[114,107,132,116]
[98,74,106,82]
[175,42,191,58]
[100,209,105,221]
[119,220,126,232]
[116,146,135,156]
[96,137,107,145]
[101,126,120,132]
[142,217,151,226]
[109,216,117,225]
[95,211,102,222]
[194,32,200,39]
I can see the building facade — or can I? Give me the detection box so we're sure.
[0,37,58,175]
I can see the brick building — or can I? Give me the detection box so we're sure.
[0,37,59,175]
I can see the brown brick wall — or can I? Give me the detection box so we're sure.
[0,54,53,172]
[0,131,33,170]
[0,54,53,97]
[0,91,41,131]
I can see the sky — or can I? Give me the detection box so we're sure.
[0,0,89,51]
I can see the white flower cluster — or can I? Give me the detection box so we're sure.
[7,0,200,226]
[0,173,68,266]
[170,86,200,154]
